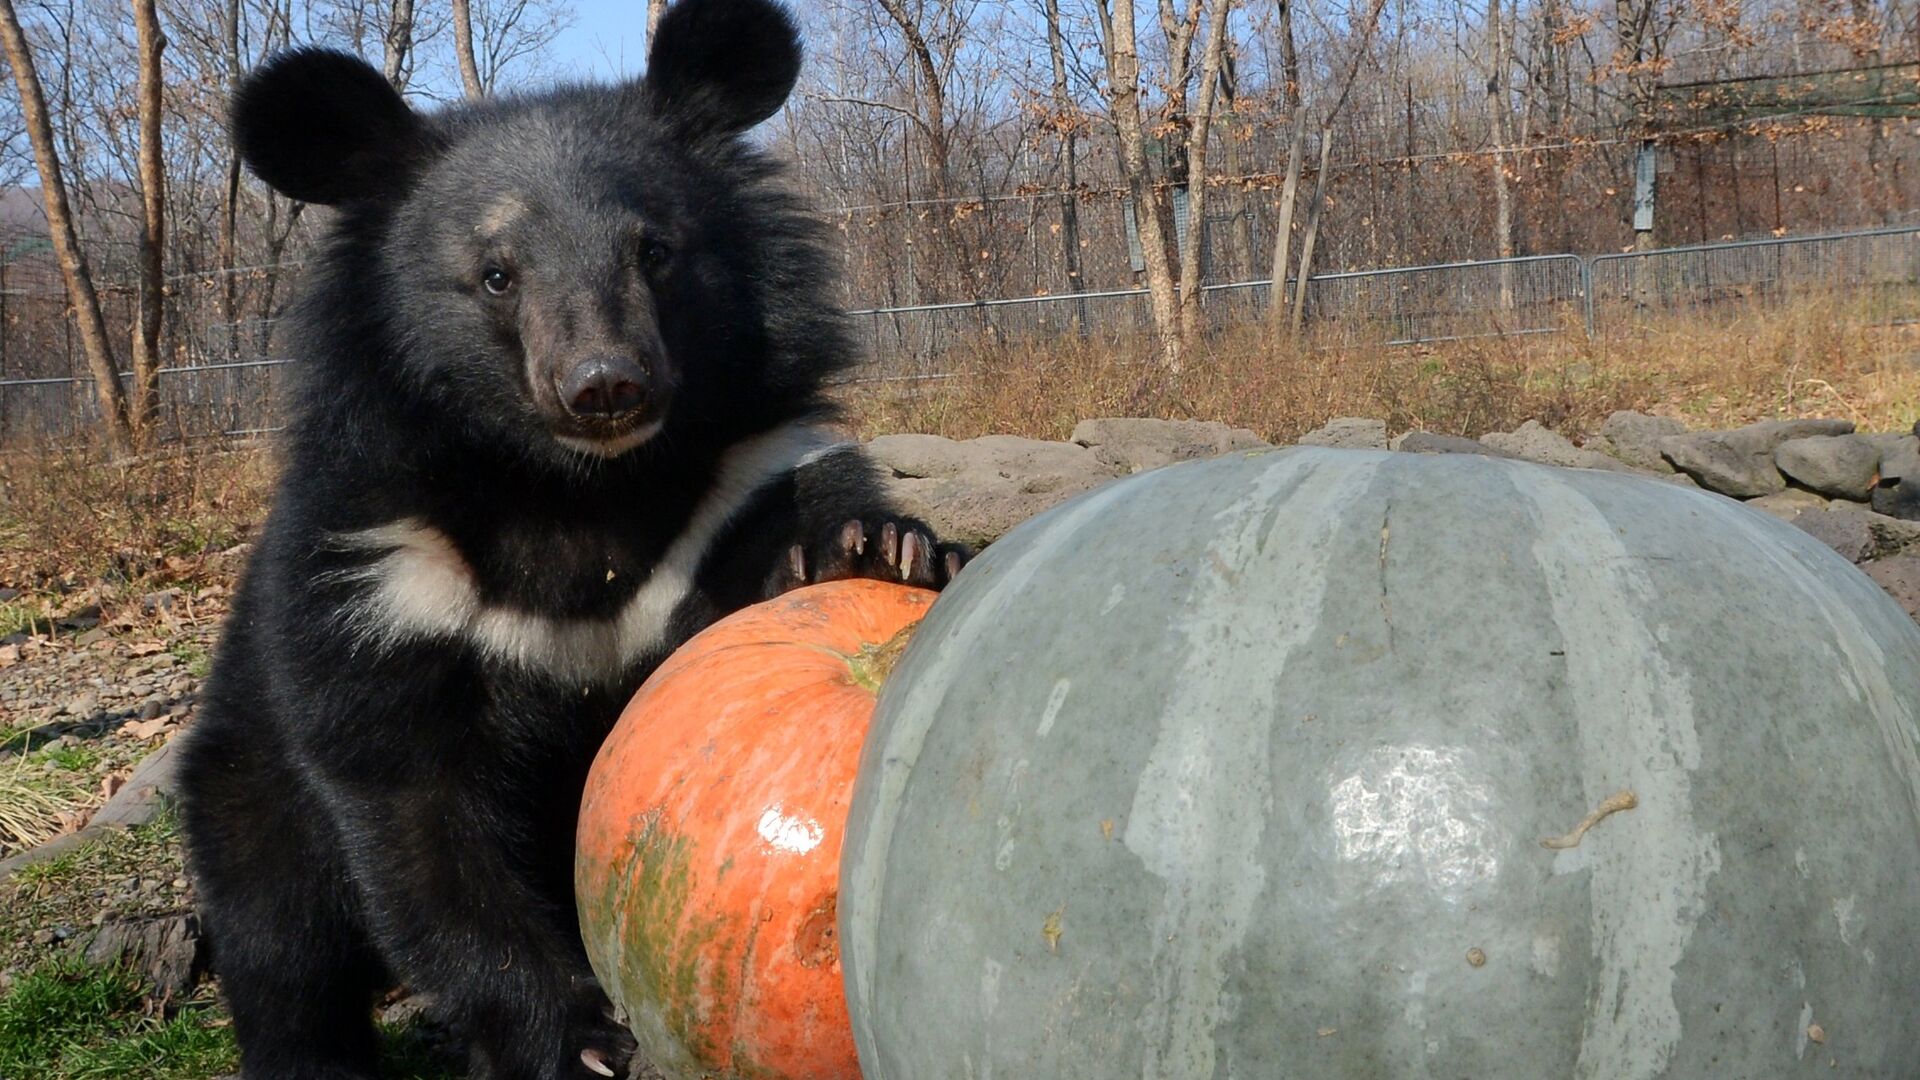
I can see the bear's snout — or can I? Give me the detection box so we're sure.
[561,355,651,418]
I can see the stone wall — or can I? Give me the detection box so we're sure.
[869,413,1920,620]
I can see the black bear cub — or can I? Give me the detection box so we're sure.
[176,1,961,1076]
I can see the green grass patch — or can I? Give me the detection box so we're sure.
[39,746,100,773]
[0,599,49,639]
[0,958,460,1080]
[0,960,236,1080]
[167,641,211,680]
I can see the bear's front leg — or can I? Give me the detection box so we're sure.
[311,766,635,1080]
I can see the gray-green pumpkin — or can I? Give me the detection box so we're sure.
[839,445,1920,1079]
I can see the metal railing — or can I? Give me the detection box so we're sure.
[4,224,1916,442]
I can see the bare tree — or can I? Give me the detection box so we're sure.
[1263,0,1303,338]
[1095,0,1184,370]
[1177,0,1234,344]
[1281,0,1386,336]
[0,0,132,452]
[132,0,167,435]
[1483,0,1515,304]
[383,0,414,89]
[470,0,571,93]
[453,0,483,98]
[1041,0,1083,298]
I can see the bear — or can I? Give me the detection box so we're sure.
[173,2,962,1077]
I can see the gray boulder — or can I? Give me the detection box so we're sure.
[1659,418,1853,498]
[1069,417,1269,474]
[1746,488,1829,522]
[1588,411,1687,472]
[869,433,1123,549]
[1790,506,1920,563]
[1863,554,1920,620]
[1297,417,1388,451]
[1869,434,1920,521]
[1773,434,1880,500]
[1793,508,1875,562]
[1481,420,1635,472]
[1388,431,1516,458]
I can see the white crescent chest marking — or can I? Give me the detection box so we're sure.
[325,422,848,684]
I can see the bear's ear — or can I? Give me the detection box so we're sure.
[644,0,802,138]
[232,48,432,205]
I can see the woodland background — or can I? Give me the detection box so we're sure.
[0,0,1915,450]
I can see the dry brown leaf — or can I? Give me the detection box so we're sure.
[127,640,166,657]
[120,716,175,740]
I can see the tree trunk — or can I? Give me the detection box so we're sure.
[1177,0,1234,345]
[0,0,132,452]
[1217,53,1254,279]
[453,0,483,98]
[131,0,166,439]
[219,0,240,360]
[1042,0,1086,327]
[1485,0,1514,307]
[1263,0,1302,338]
[1098,0,1183,371]
[1289,127,1335,335]
[383,0,414,90]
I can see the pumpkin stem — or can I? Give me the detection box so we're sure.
[846,621,922,694]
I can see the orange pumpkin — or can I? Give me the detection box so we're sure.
[575,578,935,1080]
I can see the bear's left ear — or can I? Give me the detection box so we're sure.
[643,0,802,138]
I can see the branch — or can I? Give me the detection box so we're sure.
[801,90,940,143]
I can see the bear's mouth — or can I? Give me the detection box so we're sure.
[555,418,666,458]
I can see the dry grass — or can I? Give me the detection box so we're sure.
[844,294,1920,443]
[0,441,274,604]
[0,295,1914,608]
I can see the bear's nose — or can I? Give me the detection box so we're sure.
[561,356,648,418]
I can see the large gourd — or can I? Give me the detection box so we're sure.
[840,446,1920,1078]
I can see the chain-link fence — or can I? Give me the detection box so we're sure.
[4,225,1916,441]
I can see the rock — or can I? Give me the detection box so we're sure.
[869,434,1124,549]
[84,913,205,1000]
[1870,435,1920,521]
[63,691,99,719]
[1480,421,1634,472]
[1069,417,1269,474]
[0,586,19,602]
[1590,411,1688,472]
[1388,431,1516,458]
[1793,508,1876,562]
[1297,417,1388,450]
[1747,488,1830,521]
[1774,435,1881,500]
[1659,418,1853,498]
[141,589,181,614]
[1863,555,1920,620]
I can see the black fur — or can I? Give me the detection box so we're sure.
[176,3,960,1077]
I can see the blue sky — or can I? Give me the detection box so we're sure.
[546,0,654,81]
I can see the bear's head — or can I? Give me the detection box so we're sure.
[234,0,845,466]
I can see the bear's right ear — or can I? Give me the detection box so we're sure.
[644,0,802,138]
[232,48,432,206]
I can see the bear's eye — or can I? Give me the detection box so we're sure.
[640,241,673,274]
[482,267,513,296]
